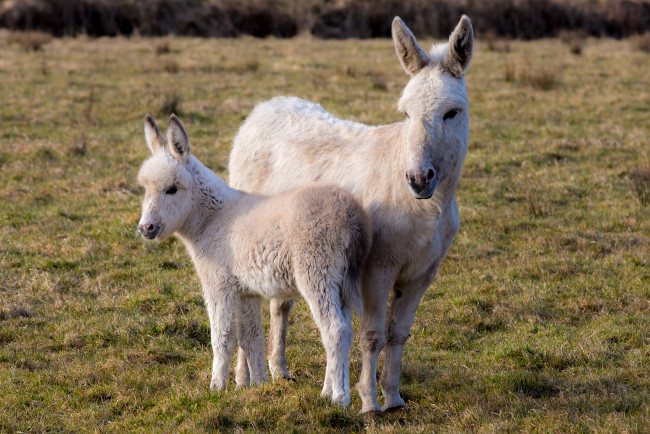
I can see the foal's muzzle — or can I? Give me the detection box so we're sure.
[405,167,439,199]
[138,223,161,239]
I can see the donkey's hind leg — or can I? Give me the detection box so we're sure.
[235,347,250,387]
[236,296,268,387]
[268,298,294,379]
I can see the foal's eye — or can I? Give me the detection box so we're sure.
[166,186,178,195]
[443,109,459,121]
[404,112,409,119]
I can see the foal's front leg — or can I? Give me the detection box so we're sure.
[205,287,238,390]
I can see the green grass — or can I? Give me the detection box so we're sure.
[0,31,648,431]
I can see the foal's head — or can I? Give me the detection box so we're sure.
[393,16,474,199]
[137,114,194,240]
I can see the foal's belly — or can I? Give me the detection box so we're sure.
[234,243,296,299]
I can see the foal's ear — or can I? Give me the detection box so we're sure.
[166,114,191,163]
[144,114,166,154]
[444,15,474,78]
[392,17,429,76]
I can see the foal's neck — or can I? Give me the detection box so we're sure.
[178,156,239,244]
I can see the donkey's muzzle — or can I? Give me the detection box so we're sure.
[405,167,439,199]
[138,223,161,239]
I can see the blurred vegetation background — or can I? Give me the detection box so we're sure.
[1,0,649,39]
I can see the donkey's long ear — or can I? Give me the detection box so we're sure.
[144,114,166,154]
[444,15,474,78]
[392,17,429,76]
[166,114,190,163]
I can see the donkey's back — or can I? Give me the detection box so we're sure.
[230,96,394,199]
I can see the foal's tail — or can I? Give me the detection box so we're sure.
[341,198,372,317]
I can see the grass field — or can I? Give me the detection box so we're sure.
[0,30,648,432]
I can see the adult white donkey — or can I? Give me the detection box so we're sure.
[230,16,474,412]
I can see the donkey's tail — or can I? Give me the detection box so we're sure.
[341,201,372,317]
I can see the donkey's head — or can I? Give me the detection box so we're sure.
[393,16,473,199]
[137,114,194,240]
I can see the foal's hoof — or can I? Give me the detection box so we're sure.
[210,378,227,391]
[330,394,351,408]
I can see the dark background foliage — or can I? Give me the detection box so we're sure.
[1,0,649,39]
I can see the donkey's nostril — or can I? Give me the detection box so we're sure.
[426,169,435,181]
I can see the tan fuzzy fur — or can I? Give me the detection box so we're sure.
[137,114,371,407]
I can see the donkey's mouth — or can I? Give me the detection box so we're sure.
[138,224,161,239]
[408,173,440,200]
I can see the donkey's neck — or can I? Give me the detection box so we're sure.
[177,156,238,244]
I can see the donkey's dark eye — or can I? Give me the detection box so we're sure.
[443,109,458,121]
[404,112,409,119]
[166,186,178,195]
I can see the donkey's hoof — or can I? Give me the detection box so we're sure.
[360,403,382,414]
[362,409,383,418]
[269,363,291,380]
[382,404,410,413]
[273,374,296,383]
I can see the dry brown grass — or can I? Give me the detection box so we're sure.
[569,40,583,55]
[484,31,512,53]
[632,32,650,52]
[160,90,183,116]
[504,60,516,82]
[162,59,180,74]
[154,39,171,55]
[630,160,650,206]
[7,31,52,51]
[519,65,559,90]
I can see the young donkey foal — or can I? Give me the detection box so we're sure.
[137,114,371,406]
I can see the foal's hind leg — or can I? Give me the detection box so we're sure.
[314,303,353,407]
[297,279,352,406]
[321,305,351,400]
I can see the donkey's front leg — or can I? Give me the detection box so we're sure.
[380,269,439,411]
[205,288,238,390]
[356,267,396,413]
